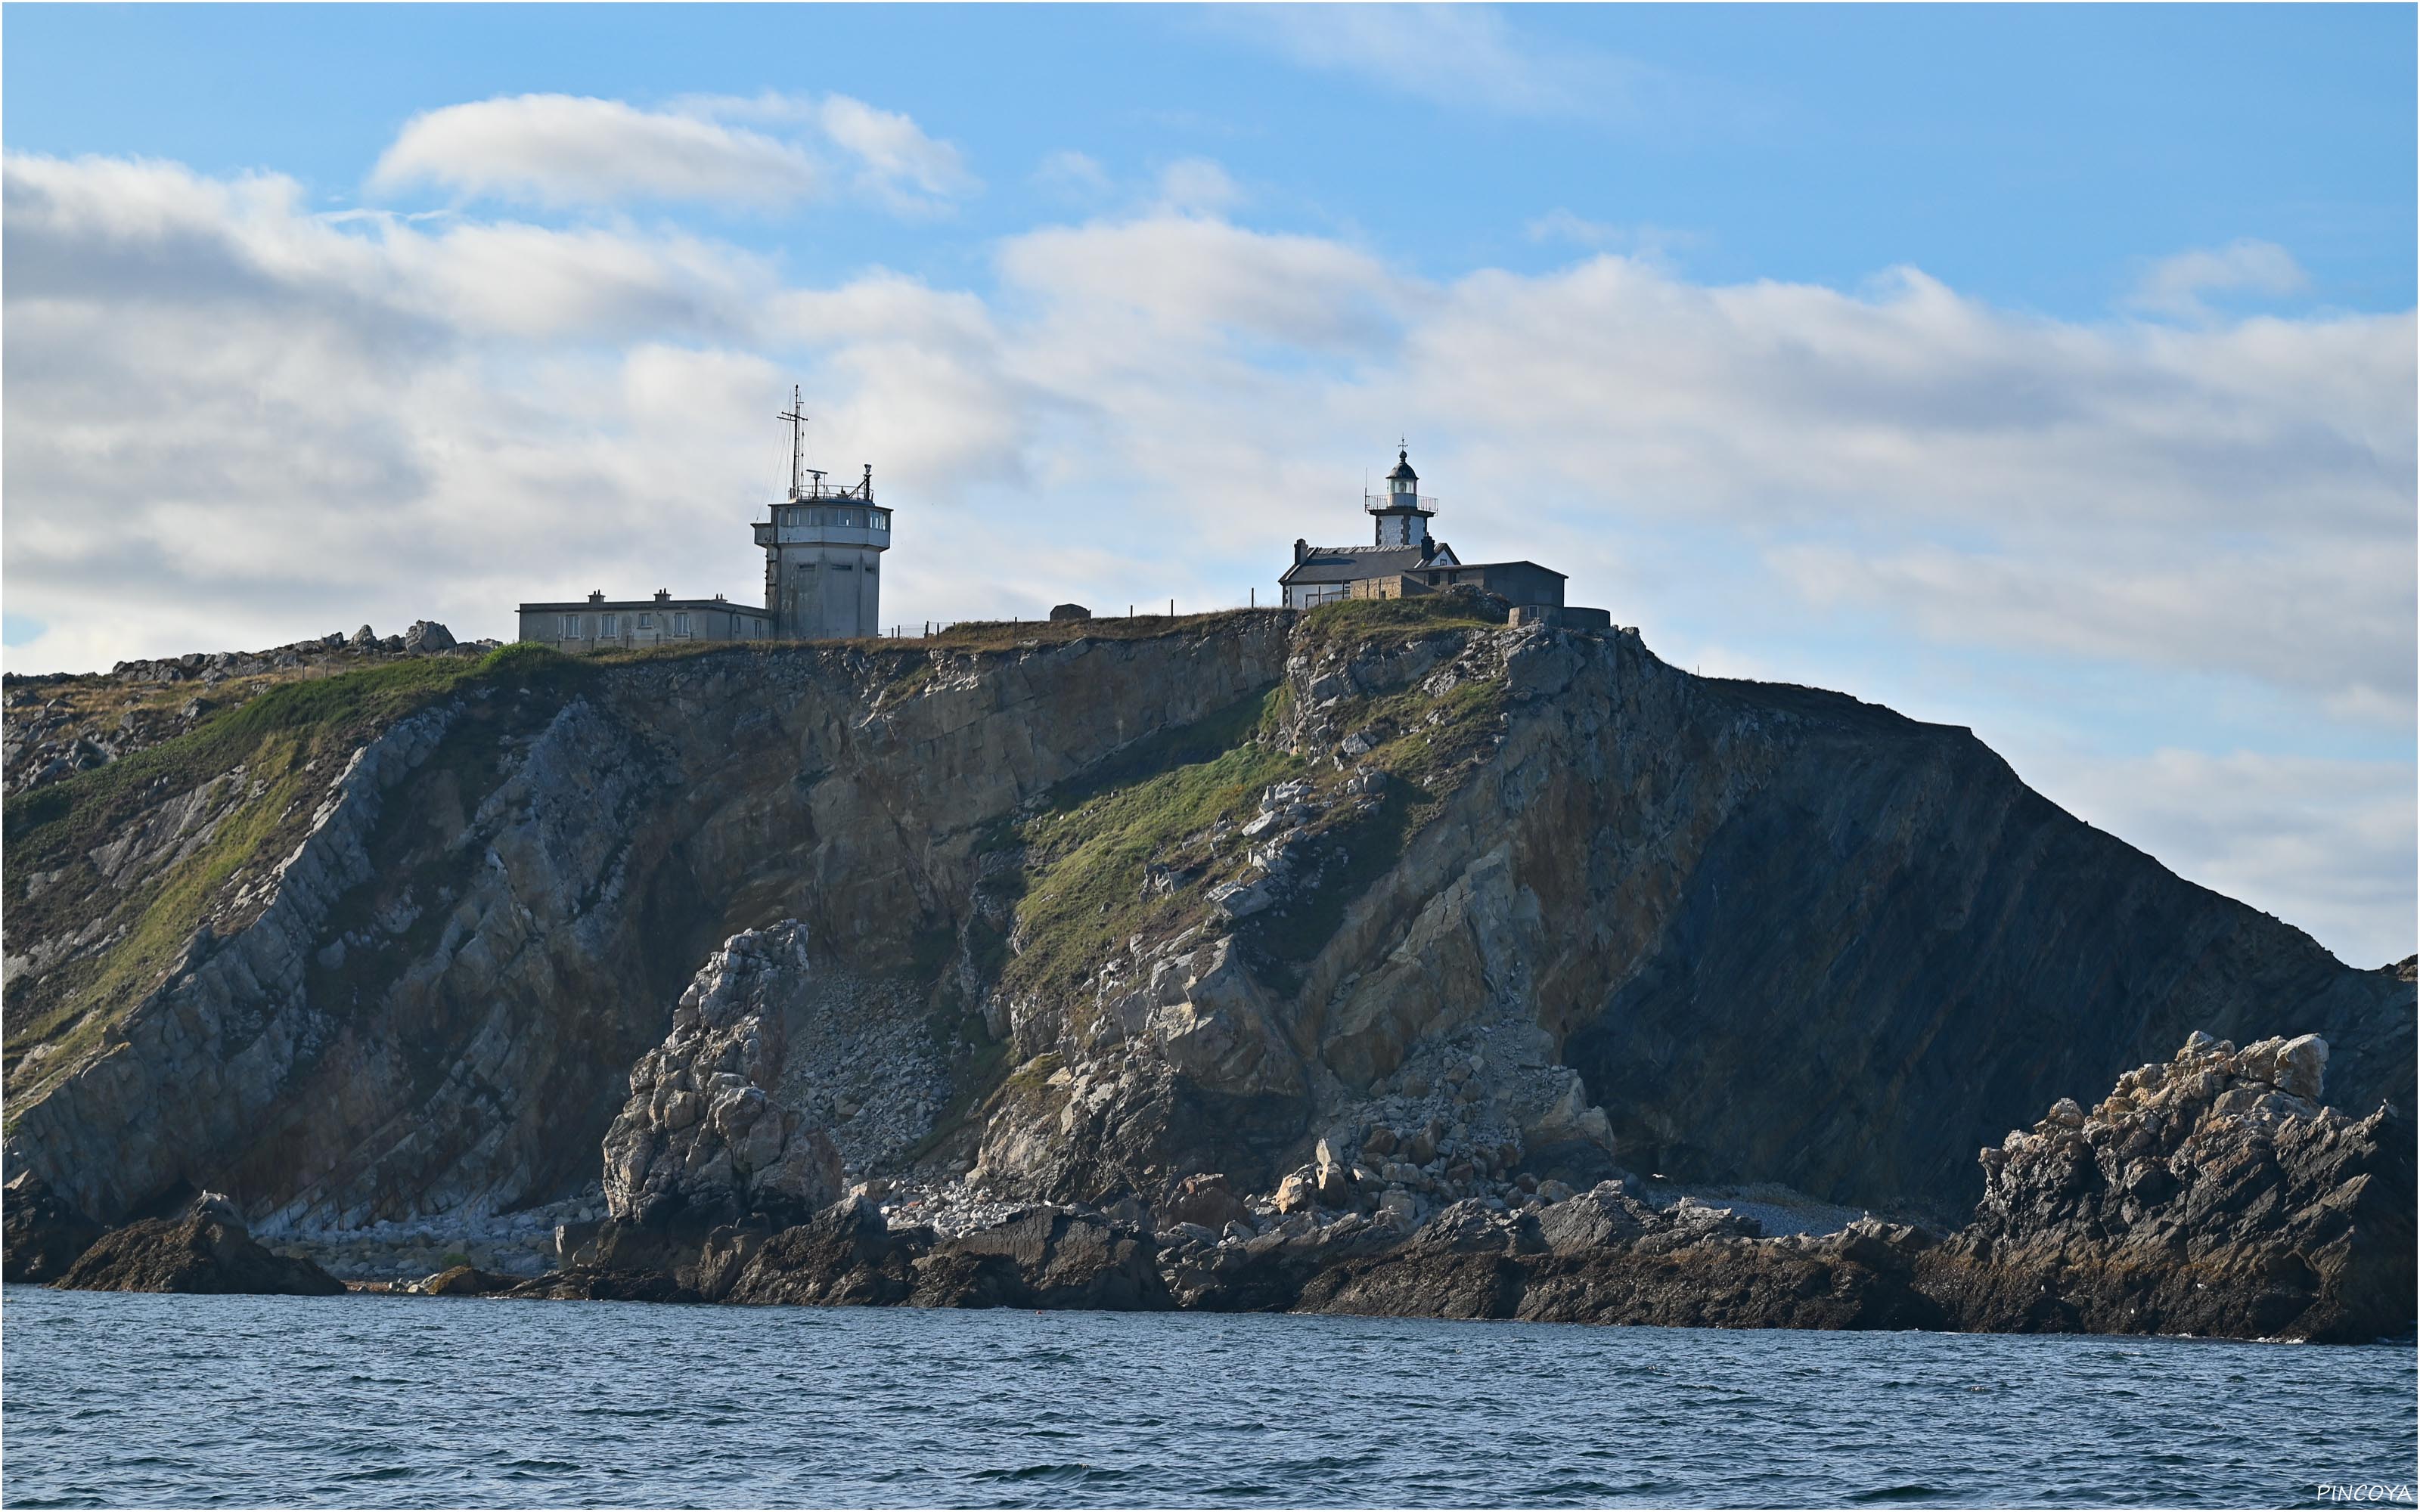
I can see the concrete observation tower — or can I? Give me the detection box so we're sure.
[753,387,893,640]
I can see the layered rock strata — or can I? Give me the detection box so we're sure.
[7,605,2410,1284]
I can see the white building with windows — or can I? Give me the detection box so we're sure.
[515,589,772,650]
[516,388,895,650]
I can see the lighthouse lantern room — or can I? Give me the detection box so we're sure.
[1365,444,1438,548]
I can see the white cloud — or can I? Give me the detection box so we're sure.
[1222,4,1653,120]
[367,91,976,214]
[1776,543,2412,730]
[813,94,978,214]
[1525,209,1704,264]
[3,150,2409,959]
[999,212,1410,352]
[370,94,822,208]
[1034,150,1113,203]
[2131,238,2309,319]
[1157,158,1242,214]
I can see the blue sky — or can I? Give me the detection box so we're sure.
[4,4,2413,964]
[9,5,2415,312]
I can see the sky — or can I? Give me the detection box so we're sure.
[2,4,2412,966]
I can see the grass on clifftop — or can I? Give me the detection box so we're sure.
[1298,592,1505,649]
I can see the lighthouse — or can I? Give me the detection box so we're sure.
[1367,445,1436,548]
[752,388,892,640]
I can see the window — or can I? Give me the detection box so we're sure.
[561,615,578,637]
[638,614,653,629]
[601,614,618,635]
[673,612,690,634]
[871,511,889,531]
[808,509,825,526]
[842,510,859,527]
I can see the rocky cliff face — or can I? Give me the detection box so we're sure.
[5,603,2409,1262]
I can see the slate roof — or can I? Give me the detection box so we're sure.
[1279,541,1459,586]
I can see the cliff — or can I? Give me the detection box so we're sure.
[5,603,2409,1257]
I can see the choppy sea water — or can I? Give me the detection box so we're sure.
[3,1285,2411,1508]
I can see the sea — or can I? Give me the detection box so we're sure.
[2,1285,2412,1509]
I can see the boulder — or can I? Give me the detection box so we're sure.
[1159,1173,1249,1231]
[2276,1033,2328,1102]
[402,620,457,654]
[419,1264,515,1297]
[1272,1170,1317,1215]
[1047,604,1092,623]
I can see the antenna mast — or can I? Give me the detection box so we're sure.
[778,386,809,500]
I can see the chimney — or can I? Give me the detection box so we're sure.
[1294,538,1309,565]
[588,590,605,603]
[655,589,671,603]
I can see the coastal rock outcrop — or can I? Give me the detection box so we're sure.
[908,1207,1170,1310]
[52,1193,343,1296]
[703,1197,1169,1312]
[1917,1033,2414,1343]
[602,922,845,1232]
[720,1196,929,1306]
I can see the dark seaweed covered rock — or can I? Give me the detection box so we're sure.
[3,1170,105,1282]
[720,1197,928,1307]
[498,1266,700,1303]
[1293,1191,1944,1331]
[909,1208,1171,1311]
[53,1194,342,1296]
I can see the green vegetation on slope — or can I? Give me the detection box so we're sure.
[1298,591,1506,648]
[2,644,610,1101]
[995,685,1302,1005]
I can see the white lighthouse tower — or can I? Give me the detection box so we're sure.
[752,387,892,640]
[1366,444,1437,548]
